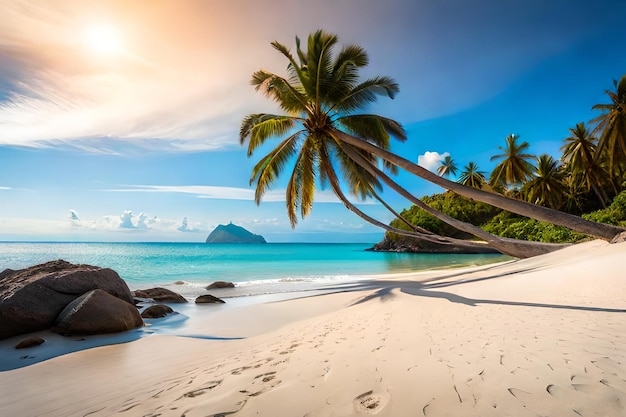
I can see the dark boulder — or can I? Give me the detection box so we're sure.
[15,336,45,349]
[53,289,143,336]
[195,294,226,304]
[133,287,188,303]
[0,260,135,340]
[141,304,174,318]
[206,281,235,290]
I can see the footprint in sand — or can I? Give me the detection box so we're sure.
[353,390,389,414]
[182,380,223,398]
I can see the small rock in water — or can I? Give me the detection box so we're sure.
[206,281,235,290]
[15,336,45,349]
[195,294,226,304]
[133,287,188,303]
[141,304,174,318]
[174,280,186,285]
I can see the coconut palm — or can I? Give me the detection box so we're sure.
[560,122,610,207]
[437,155,459,178]
[522,154,568,209]
[489,134,536,191]
[242,30,624,251]
[591,75,626,179]
[458,162,487,188]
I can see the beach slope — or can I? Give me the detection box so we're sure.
[0,240,624,416]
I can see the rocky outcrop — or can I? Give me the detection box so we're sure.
[195,294,226,304]
[0,260,136,340]
[133,287,188,303]
[206,281,235,289]
[206,223,266,243]
[53,289,143,336]
[141,304,174,318]
[369,235,501,254]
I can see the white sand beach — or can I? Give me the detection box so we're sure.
[1,239,625,416]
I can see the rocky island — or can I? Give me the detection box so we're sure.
[205,222,266,243]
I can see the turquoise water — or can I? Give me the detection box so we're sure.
[0,242,511,297]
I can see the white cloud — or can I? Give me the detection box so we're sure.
[0,186,11,190]
[118,210,136,229]
[177,217,201,233]
[417,151,450,172]
[102,184,378,205]
[0,0,599,151]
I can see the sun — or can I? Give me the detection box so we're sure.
[82,25,122,56]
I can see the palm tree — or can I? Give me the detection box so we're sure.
[560,122,610,207]
[489,134,536,191]
[522,154,568,209]
[241,30,624,251]
[458,162,486,188]
[591,75,626,180]
[437,155,459,178]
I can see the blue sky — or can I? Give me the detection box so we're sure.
[1,0,625,243]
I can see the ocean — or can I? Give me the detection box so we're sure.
[0,242,511,298]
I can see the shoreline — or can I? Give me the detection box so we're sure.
[1,240,624,416]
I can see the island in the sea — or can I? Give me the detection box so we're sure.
[205,222,267,243]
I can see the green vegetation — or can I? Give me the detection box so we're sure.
[390,190,626,244]
[392,74,626,247]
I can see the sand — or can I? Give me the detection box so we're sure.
[0,239,624,416]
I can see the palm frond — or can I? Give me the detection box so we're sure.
[298,139,317,219]
[332,76,399,113]
[249,132,302,204]
[336,115,406,146]
[240,113,298,154]
[251,71,309,115]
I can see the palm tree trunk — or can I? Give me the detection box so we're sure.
[333,129,625,241]
[320,158,502,251]
[338,141,570,258]
[370,190,435,235]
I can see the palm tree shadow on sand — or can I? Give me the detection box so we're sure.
[317,265,626,314]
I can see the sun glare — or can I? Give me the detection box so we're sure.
[82,25,122,56]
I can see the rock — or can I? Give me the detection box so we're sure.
[206,222,266,243]
[141,304,174,318]
[368,236,501,254]
[0,260,135,340]
[15,336,45,349]
[195,294,226,304]
[53,289,143,336]
[132,287,188,303]
[206,281,235,289]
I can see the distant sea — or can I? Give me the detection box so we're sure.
[0,242,511,298]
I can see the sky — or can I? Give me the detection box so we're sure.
[1,0,625,243]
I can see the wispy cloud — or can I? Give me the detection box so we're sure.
[101,184,378,204]
[1,0,604,152]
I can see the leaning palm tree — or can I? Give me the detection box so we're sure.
[437,155,459,178]
[522,154,569,209]
[458,162,486,188]
[241,30,624,251]
[489,134,536,192]
[560,122,610,207]
[591,75,626,180]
